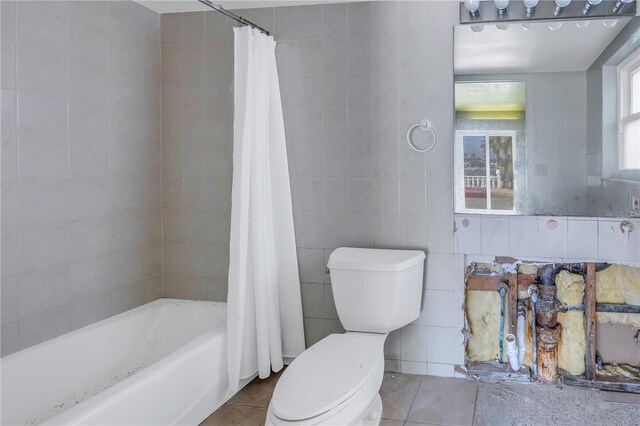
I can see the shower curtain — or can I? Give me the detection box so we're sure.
[227,26,305,391]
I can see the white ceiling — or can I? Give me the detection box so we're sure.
[134,0,351,14]
[454,18,631,75]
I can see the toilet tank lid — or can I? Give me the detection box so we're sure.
[328,247,425,272]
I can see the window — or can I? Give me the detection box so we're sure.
[618,47,640,170]
[454,80,522,214]
[455,130,516,214]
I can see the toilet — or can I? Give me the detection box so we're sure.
[266,247,425,426]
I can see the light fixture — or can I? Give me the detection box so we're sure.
[464,0,481,17]
[613,0,633,13]
[583,0,602,14]
[494,0,509,15]
[548,22,563,30]
[554,0,571,15]
[496,22,510,30]
[523,0,539,16]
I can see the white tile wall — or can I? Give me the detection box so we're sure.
[0,0,162,356]
[456,215,638,265]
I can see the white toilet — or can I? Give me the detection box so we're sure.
[266,247,425,426]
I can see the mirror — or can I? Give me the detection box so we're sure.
[453,17,640,217]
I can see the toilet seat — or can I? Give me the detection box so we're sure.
[270,333,386,423]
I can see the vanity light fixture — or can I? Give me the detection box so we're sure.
[494,0,510,15]
[458,0,636,25]
[555,0,572,15]
[523,0,539,16]
[583,0,602,14]
[613,0,633,13]
[464,0,481,17]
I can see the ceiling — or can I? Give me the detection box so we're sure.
[134,0,349,14]
[454,18,631,75]
[455,81,526,112]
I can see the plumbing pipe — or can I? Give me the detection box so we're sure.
[497,282,508,362]
[528,285,539,379]
[517,300,526,368]
[505,334,520,371]
[504,301,527,371]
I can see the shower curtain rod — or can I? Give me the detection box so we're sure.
[198,0,271,36]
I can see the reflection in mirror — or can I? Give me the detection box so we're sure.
[454,17,640,217]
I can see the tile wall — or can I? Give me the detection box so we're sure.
[159,11,234,301]
[0,0,162,356]
[455,215,640,265]
[252,1,463,376]
[165,1,463,376]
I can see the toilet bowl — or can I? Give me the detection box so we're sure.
[266,248,425,426]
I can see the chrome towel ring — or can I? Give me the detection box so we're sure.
[406,119,437,153]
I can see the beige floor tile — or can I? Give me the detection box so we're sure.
[229,370,285,408]
[380,372,423,421]
[379,420,404,426]
[407,376,477,426]
[404,422,440,426]
[200,404,268,426]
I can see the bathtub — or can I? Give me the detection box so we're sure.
[1,298,251,426]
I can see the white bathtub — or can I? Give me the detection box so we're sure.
[1,298,251,426]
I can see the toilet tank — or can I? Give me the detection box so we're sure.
[327,248,426,333]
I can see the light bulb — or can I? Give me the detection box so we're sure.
[583,0,602,14]
[494,0,509,15]
[464,0,481,16]
[613,0,633,13]
[471,24,485,33]
[548,22,563,30]
[496,23,510,31]
[523,0,539,15]
[555,0,571,15]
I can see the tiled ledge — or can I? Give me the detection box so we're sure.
[454,214,639,264]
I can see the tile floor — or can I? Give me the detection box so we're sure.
[201,371,640,426]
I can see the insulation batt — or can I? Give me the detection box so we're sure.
[466,291,508,362]
[557,312,586,375]
[556,271,585,306]
[595,264,640,327]
[518,264,539,276]
[596,312,640,327]
[595,264,640,305]
[555,271,586,376]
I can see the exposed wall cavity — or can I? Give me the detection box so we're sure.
[556,271,586,376]
[465,260,639,387]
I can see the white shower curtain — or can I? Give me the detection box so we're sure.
[227,26,305,391]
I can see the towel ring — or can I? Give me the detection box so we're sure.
[406,119,437,153]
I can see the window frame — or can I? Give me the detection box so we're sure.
[617,46,640,171]
[454,129,517,215]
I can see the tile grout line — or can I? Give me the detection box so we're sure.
[470,381,479,426]
[404,375,425,424]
